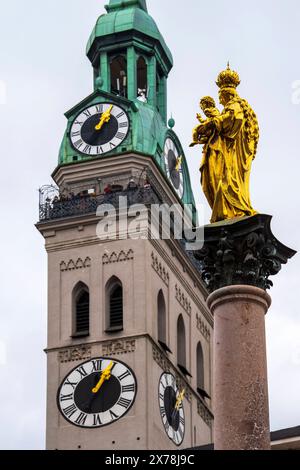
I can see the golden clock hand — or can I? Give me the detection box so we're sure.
[175,389,185,411]
[175,156,183,172]
[95,105,113,131]
[92,361,114,394]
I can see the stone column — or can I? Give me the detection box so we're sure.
[208,285,271,450]
[194,214,296,451]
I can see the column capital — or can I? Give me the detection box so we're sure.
[195,214,296,294]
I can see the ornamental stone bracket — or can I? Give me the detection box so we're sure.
[102,339,136,356]
[175,284,192,315]
[102,249,134,265]
[194,214,296,294]
[60,257,91,272]
[151,252,169,286]
[196,314,211,342]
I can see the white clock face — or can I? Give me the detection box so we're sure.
[70,103,129,156]
[159,372,185,446]
[164,138,184,198]
[57,357,137,428]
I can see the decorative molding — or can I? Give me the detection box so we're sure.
[175,284,192,315]
[102,249,134,265]
[153,346,171,373]
[151,252,169,286]
[60,257,91,272]
[58,346,92,363]
[197,400,213,428]
[102,339,136,356]
[196,314,211,342]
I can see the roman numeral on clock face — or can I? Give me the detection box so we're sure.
[63,404,77,418]
[115,132,126,140]
[160,406,166,418]
[71,131,81,137]
[118,370,131,381]
[74,139,83,150]
[75,413,87,426]
[95,104,103,113]
[64,379,78,390]
[117,397,131,409]
[91,360,103,372]
[109,410,119,420]
[83,109,91,117]
[76,366,88,379]
[60,393,73,402]
[93,414,102,426]
[121,384,135,393]
[83,145,92,154]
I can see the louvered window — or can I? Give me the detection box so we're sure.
[109,286,123,328]
[76,291,89,334]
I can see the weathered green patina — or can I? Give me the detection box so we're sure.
[58,0,196,217]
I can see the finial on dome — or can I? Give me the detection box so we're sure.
[216,63,241,90]
[106,0,148,13]
[168,115,175,129]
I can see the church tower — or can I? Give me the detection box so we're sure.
[37,0,213,450]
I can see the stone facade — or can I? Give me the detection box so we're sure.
[38,157,214,450]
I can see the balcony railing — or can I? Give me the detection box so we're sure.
[38,186,162,222]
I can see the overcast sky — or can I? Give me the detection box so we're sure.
[0,0,299,449]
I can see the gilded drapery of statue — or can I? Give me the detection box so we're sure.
[191,65,259,224]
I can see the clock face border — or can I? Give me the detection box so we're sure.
[57,356,137,429]
[163,138,184,199]
[158,372,186,447]
[69,102,130,157]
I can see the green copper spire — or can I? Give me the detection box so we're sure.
[106,0,148,12]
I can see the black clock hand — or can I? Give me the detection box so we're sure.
[81,375,101,413]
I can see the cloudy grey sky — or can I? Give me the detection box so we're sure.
[0,0,299,449]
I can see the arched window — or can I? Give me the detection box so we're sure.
[197,342,204,390]
[177,314,186,368]
[106,276,123,332]
[110,55,127,97]
[157,290,166,345]
[137,56,147,95]
[73,282,90,337]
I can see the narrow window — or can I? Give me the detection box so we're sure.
[110,55,127,97]
[197,342,205,390]
[177,314,186,368]
[73,282,89,337]
[157,290,166,344]
[137,56,148,95]
[106,277,123,332]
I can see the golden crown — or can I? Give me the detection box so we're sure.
[216,63,241,90]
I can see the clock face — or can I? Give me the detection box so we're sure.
[164,138,184,198]
[57,357,137,428]
[158,373,185,446]
[70,103,129,156]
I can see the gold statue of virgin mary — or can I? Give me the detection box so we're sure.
[191,65,259,224]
